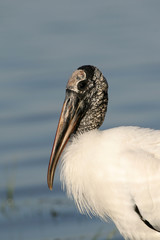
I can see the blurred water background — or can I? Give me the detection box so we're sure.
[0,1,160,240]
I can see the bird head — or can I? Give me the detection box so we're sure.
[47,65,108,190]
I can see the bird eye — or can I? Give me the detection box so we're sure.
[77,80,87,91]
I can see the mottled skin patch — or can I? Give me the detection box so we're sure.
[66,65,108,134]
[67,70,86,93]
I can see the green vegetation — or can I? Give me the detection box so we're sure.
[91,227,117,240]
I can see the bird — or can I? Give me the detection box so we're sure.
[47,65,160,240]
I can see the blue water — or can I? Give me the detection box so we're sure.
[0,1,160,240]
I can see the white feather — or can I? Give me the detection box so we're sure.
[60,126,160,240]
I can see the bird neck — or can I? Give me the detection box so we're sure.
[76,93,108,134]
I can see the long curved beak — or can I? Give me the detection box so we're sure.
[47,90,84,190]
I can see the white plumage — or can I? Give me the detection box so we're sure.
[47,65,160,240]
[61,127,160,239]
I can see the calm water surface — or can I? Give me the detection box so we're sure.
[0,1,160,240]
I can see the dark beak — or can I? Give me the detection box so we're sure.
[47,90,85,190]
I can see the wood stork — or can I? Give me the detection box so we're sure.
[47,65,160,240]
